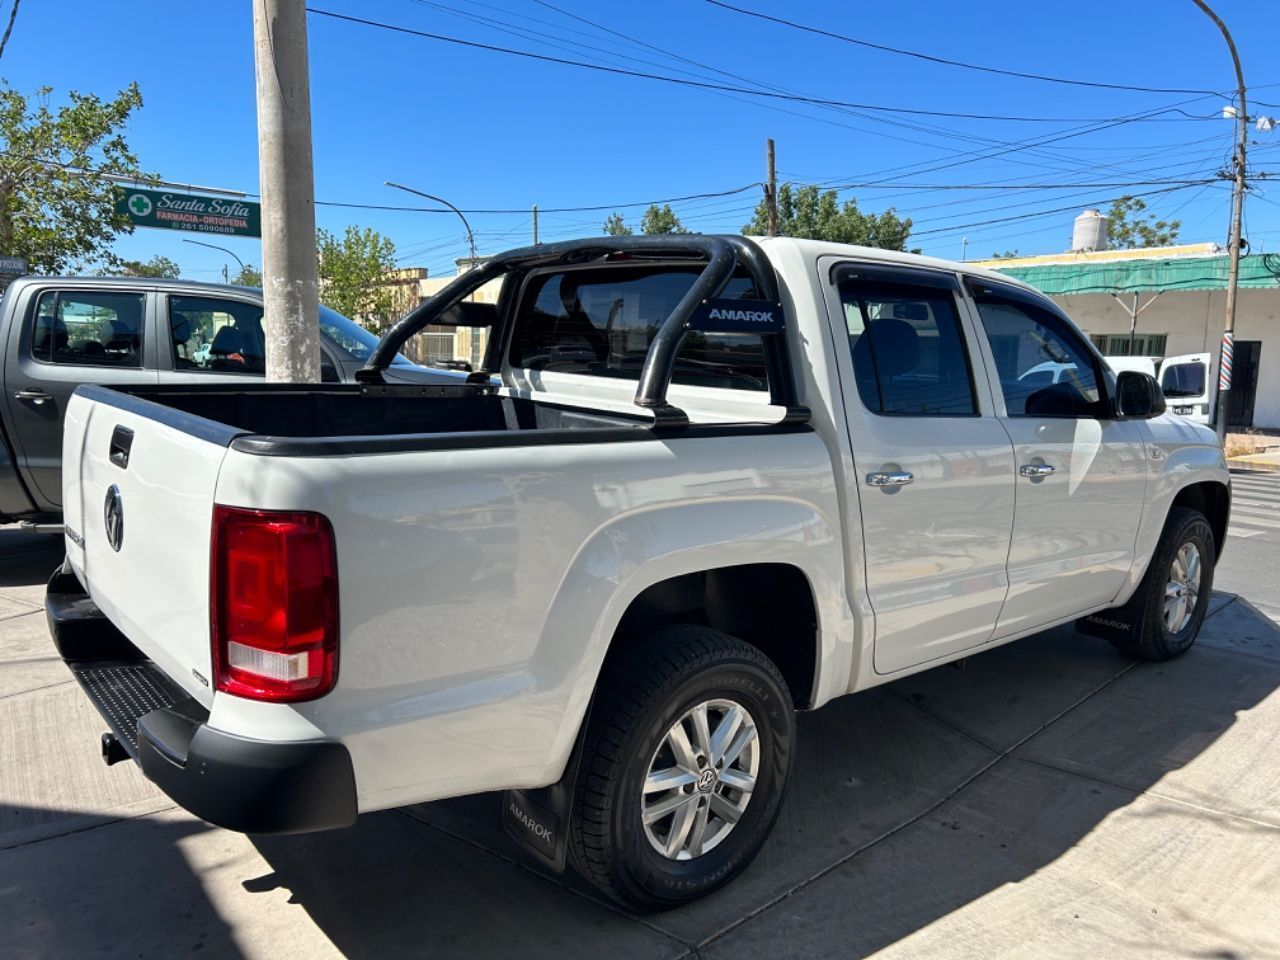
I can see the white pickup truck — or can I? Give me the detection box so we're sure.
[47,235,1230,910]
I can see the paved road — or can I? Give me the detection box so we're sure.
[1,515,1278,959]
[1217,469,1280,620]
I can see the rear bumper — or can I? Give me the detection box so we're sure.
[46,564,358,835]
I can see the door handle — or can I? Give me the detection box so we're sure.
[14,388,51,405]
[1019,463,1055,478]
[866,471,914,487]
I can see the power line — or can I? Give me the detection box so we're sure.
[0,151,760,216]
[910,183,1221,238]
[0,0,20,60]
[704,0,1220,97]
[315,182,760,214]
[306,7,1217,123]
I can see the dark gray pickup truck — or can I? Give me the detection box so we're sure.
[0,276,458,523]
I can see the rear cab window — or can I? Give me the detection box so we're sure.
[507,265,770,393]
[32,290,145,368]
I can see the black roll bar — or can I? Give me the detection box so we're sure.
[359,234,795,422]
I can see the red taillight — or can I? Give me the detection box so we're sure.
[211,505,338,703]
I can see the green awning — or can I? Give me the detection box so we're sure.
[992,254,1280,296]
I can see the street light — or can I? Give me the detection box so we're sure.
[181,237,247,284]
[384,181,477,265]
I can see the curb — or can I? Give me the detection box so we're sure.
[1228,456,1280,473]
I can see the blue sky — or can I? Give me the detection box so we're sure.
[3,0,1278,281]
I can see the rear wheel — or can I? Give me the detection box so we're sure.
[1111,507,1215,661]
[568,625,794,910]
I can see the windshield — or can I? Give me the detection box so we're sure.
[319,306,412,366]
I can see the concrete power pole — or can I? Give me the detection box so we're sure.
[765,138,778,237]
[253,0,320,383]
[1192,0,1247,442]
[532,204,539,244]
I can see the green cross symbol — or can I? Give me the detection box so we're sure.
[128,194,152,217]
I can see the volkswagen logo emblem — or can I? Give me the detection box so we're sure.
[696,768,718,794]
[104,485,124,552]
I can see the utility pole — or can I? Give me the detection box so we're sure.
[1192,0,1246,442]
[765,138,778,237]
[253,0,321,382]
[532,204,539,244]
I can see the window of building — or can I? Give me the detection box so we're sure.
[838,276,977,416]
[1088,333,1168,358]
[32,290,144,367]
[509,265,769,391]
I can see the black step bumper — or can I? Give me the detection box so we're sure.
[46,563,358,835]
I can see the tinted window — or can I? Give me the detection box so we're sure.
[170,296,266,374]
[973,292,1102,417]
[1162,361,1206,398]
[320,306,411,366]
[838,278,976,415]
[509,266,768,391]
[33,291,144,367]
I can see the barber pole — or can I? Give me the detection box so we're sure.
[1219,332,1234,391]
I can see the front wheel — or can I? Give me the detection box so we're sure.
[568,625,794,910]
[1112,506,1216,661]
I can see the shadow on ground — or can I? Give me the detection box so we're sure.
[0,526,63,590]
[246,597,1280,959]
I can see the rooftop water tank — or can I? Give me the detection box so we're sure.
[1072,209,1108,252]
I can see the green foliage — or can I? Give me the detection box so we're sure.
[100,254,180,278]
[603,204,689,236]
[744,184,912,250]
[0,82,151,274]
[232,263,262,287]
[602,212,632,236]
[316,225,398,329]
[1105,196,1180,249]
[990,250,1021,259]
[639,203,688,235]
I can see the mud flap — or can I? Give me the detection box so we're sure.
[1076,607,1141,643]
[501,700,593,873]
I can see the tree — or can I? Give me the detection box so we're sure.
[602,212,632,236]
[639,203,688,235]
[316,225,398,329]
[990,250,1021,259]
[232,263,262,287]
[1106,196,1180,249]
[0,82,151,274]
[744,183,912,250]
[100,254,179,278]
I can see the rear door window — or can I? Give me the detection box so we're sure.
[169,296,266,374]
[32,291,145,368]
[837,277,977,416]
[508,265,769,391]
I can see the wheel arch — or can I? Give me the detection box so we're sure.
[1169,479,1230,560]
[534,497,848,782]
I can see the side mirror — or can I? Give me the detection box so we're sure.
[1113,370,1166,420]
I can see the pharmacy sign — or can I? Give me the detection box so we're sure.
[115,187,261,238]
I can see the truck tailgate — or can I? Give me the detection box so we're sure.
[63,390,232,707]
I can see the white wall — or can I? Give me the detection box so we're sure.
[1050,288,1280,429]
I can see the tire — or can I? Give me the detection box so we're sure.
[1110,507,1215,661]
[568,624,795,910]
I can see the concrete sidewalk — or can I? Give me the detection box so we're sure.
[1,527,1278,959]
